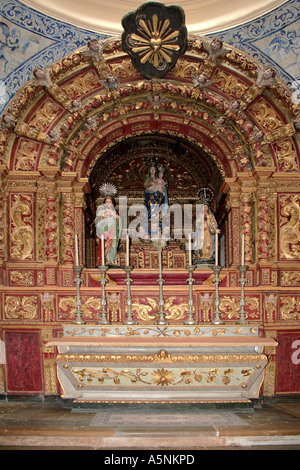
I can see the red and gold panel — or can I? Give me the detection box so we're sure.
[3,330,44,393]
[276,331,300,394]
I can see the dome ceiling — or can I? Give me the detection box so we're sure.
[20,0,287,35]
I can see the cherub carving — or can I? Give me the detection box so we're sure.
[83,39,103,62]
[1,112,16,129]
[67,99,82,113]
[202,38,231,62]
[191,73,213,90]
[33,68,53,89]
[255,65,277,89]
[46,128,61,144]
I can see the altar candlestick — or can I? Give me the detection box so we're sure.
[75,234,79,266]
[215,232,218,266]
[241,233,245,266]
[126,233,129,266]
[101,234,105,266]
[188,233,192,265]
[158,248,162,277]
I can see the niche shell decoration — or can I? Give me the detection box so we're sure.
[122,1,187,79]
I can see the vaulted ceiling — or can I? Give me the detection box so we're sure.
[20,0,287,34]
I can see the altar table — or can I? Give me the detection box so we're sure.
[47,325,277,404]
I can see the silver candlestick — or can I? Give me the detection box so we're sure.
[236,265,249,324]
[123,265,137,325]
[153,236,169,325]
[72,265,85,325]
[97,265,110,325]
[185,265,197,325]
[210,265,224,325]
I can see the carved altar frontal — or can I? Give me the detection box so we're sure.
[48,325,276,403]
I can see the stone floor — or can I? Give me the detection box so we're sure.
[0,399,300,450]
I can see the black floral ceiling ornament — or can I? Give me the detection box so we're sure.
[121,2,187,79]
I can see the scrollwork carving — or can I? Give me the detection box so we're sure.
[5,295,38,319]
[10,194,34,260]
[279,296,300,321]
[280,195,300,259]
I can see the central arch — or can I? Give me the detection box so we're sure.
[85,131,226,267]
[0,35,299,270]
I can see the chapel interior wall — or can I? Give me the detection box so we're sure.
[0,34,299,398]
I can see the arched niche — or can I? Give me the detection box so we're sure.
[85,132,225,267]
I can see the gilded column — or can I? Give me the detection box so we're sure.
[74,179,88,266]
[241,191,253,265]
[45,186,59,262]
[36,177,47,262]
[223,178,241,267]
[255,172,276,264]
[254,170,277,287]
[61,192,75,264]
[58,173,77,265]
[0,166,8,263]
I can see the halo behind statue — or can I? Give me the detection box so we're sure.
[197,187,214,205]
[99,183,118,198]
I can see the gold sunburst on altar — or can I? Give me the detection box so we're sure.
[130,15,180,67]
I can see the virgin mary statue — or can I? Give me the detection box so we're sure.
[143,163,168,239]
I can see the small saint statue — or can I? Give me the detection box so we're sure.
[94,183,122,267]
[195,188,220,264]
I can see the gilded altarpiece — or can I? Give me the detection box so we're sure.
[0,33,299,400]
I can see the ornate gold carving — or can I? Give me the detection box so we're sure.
[10,194,34,260]
[58,352,267,364]
[281,271,300,286]
[279,296,300,321]
[249,97,283,132]
[61,70,100,100]
[213,69,248,99]
[264,294,277,322]
[280,195,300,259]
[4,295,38,319]
[132,296,189,321]
[25,98,63,133]
[107,293,121,322]
[199,293,213,322]
[59,296,101,320]
[44,359,58,394]
[220,296,259,320]
[10,270,34,286]
[70,364,255,387]
[61,193,74,263]
[126,15,180,69]
[14,139,41,171]
[41,293,54,322]
[275,138,298,171]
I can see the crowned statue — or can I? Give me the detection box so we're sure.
[143,161,169,239]
[195,187,220,264]
[95,183,122,266]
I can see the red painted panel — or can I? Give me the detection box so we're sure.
[4,330,43,393]
[276,331,300,394]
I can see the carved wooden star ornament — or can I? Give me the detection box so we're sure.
[122,2,187,79]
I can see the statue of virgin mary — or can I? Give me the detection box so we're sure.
[143,162,168,239]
